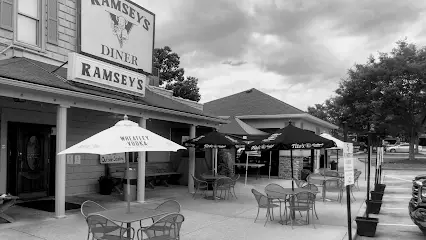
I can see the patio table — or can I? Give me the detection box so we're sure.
[308,174,340,201]
[91,206,169,238]
[201,174,226,200]
[0,195,19,223]
[265,188,318,226]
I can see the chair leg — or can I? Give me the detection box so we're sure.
[254,208,260,223]
[233,187,238,199]
[314,203,319,220]
[264,208,270,227]
[193,187,198,199]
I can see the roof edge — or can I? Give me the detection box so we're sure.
[236,113,339,129]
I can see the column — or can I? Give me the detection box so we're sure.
[55,105,68,218]
[188,125,196,193]
[137,117,147,202]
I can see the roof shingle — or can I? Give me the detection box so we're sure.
[204,88,306,116]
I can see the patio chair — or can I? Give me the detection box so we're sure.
[191,174,208,199]
[86,214,135,240]
[81,200,123,240]
[230,174,240,199]
[301,184,319,219]
[325,178,355,203]
[293,178,307,188]
[354,171,362,190]
[213,177,233,201]
[265,183,289,221]
[306,175,324,194]
[141,200,182,228]
[137,213,185,240]
[324,170,340,178]
[251,189,280,226]
[287,191,316,229]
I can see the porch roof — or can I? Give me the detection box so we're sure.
[0,57,226,124]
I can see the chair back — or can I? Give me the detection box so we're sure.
[215,177,233,188]
[86,214,133,240]
[191,174,203,184]
[295,191,316,205]
[293,179,307,188]
[142,213,185,240]
[251,189,269,207]
[154,200,181,222]
[81,200,107,218]
[354,171,362,180]
[302,183,318,192]
[324,171,340,177]
[230,174,240,187]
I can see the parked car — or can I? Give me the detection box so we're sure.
[386,143,422,153]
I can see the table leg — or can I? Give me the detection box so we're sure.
[127,223,131,238]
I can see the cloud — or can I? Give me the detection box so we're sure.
[137,0,426,110]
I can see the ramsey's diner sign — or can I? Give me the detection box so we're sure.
[79,0,155,73]
[68,53,146,97]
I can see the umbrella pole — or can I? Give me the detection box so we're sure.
[291,149,294,191]
[211,148,215,175]
[215,148,218,175]
[126,152,131,214]
[245,153,249,185]
[336,150,339,170]
[269,151,272,179]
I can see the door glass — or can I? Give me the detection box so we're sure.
[26,136,41,171]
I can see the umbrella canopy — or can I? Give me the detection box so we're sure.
[58,117,185,155]
[248,123,336,151]
[184,130,246,149]
[320,133,345,149]
[218,117,268,136]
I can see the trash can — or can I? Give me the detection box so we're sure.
[123,168,137,202]
[330,161,337,170]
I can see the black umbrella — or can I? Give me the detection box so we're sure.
[184,130,246,174]
[248,122,336,190]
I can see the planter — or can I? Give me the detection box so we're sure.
[366,200,383,214]
[99,178,114,195]
[370,191,384,201]
[374,183,386,192]
[355,216,379,237]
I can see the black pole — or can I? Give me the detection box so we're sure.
[291,148,294,190]
[344,122,352,240]
[366,131,372,218]
[325,149,328,169]
[374,138,379,185]
[337,150,339,170]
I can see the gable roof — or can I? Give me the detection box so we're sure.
[0,57,222,121]
[204,88,306,116]
[218,117,268,136]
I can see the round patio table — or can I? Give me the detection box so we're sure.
[308,174,340,201]
[201,174,226,200]
[265,187,319,226]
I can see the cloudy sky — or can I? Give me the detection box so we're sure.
[138,0,426,111]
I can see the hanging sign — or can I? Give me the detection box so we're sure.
[100,153,125,164]
[343,142,354,186]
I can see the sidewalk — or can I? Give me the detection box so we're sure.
[0,176,367,240]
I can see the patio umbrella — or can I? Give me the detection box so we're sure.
[184,130,246,175]
[58,115,185,213]
[320,133,345,169]
[248,122,336,190]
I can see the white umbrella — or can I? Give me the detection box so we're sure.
[58,115,185,213]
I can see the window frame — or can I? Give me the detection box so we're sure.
[13,0,46,52]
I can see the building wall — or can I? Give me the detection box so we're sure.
[0,97,173,195]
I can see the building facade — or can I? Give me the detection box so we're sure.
[0,0,226,218]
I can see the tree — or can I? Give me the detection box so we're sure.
[323,39,426,160]
[153,46,202,102]
[165,76,201,102]
[307,104,329,122]
[153,46,184,85]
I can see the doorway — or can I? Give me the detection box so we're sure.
[7,122,54,199]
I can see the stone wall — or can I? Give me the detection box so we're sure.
[279,156,304,180]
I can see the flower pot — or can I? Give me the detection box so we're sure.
[355,216,379,237]
[371,191,384,201]
[366,200,382,214]
[374,183,386,192]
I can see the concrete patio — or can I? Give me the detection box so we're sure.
[0,175,367,240]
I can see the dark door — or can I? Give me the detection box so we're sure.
[8,123,52,199]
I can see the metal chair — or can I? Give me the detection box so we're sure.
[301,184,319,219]
[191,174,208,199]
[142,200,181,228]
[287,191,316,229]
[230,174,240,199]
[86,214,135,240]
[213,177,233,201]
[265,183,289,221]
[354,171,362,190]
[137,213,185,240]
[293,178,307,188]
[251,189,280,226]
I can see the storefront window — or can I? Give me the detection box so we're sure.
[17,0,41,46]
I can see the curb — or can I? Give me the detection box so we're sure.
[382,167,426,171]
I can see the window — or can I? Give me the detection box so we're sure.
[16,0,41,46]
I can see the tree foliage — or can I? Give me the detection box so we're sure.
[153,46,201,102]
[308,39,426,160]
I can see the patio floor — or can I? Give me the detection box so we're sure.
[0,176,367,240]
